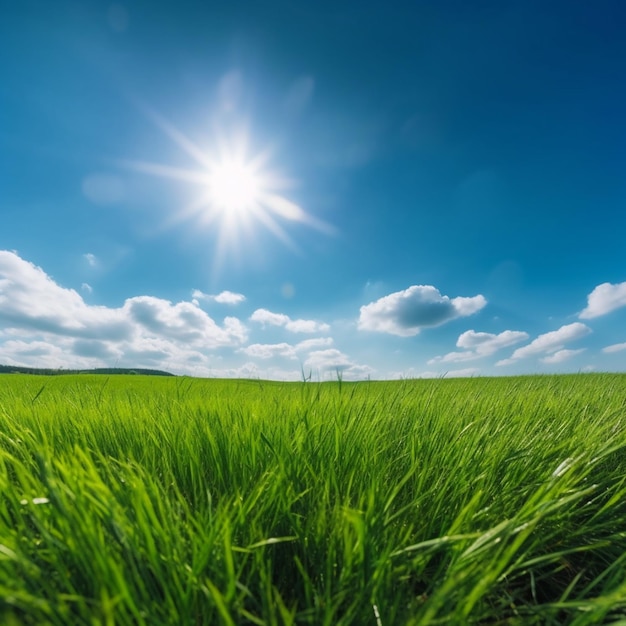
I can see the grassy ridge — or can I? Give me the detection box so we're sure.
[0,374,625,624]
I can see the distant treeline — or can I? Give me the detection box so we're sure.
[0,365,175,377]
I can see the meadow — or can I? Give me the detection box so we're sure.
[0,373,625,625]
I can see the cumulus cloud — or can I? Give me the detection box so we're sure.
[72,339,119,360]
[304,349,372,380]
[207,363,303,382]
[192,289,246,305]
[126,296,247,346]
[457,330,527,351]
[540,349,586,364]
[0,250,248,373]
[2,340,61,359]
[0,251,340,379]
[0,337,131,371]
[580,282,626,319]
[295,337,334,352]
[214,291,246,305]
[250,309,288,326]
[305,348,351,371]
[286,319,330,333]
[1,339,73,370]
[358,285,486,336]
[428,351,476,364]
[237,337,336,363]
[603,342,626,354]
[250,308,330,333]
[241,343,297,360]
[496,323,591,366]
[0,250,129,340]
[495,358,516,367]
[429,329,529,364]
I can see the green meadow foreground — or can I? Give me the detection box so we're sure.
[0,375,625,625]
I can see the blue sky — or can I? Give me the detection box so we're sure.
[1,0,625,379]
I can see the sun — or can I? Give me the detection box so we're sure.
[207,159,262,214]
[122,107,334,275]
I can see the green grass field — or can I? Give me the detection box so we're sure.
[0,373,625,625]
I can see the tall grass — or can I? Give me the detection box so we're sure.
[0,374,625,624]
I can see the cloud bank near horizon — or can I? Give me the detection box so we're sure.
[0,250,622,378]
[0,250,351,378]
[0,250,251,373]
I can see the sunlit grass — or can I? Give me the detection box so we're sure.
[0,374,625,624]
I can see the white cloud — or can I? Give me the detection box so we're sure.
[3,339,64,359]
[250,308,330,333]
[214,290,246,305]
[250,309,289,326]
[428,351,477,364]
[119,337,173,362]
[222,317,248,343]
[358,285,486,336]
[0,250,248,374]
[303,349,372,380]
[495,358,515,367]
[295,337,334,352]
[1,339,78,370]
[241,343,297,360]
[305,348,351,371]
[540,349,586,364]
[83,253,98,267]
[429,329,529,364]
[192,289,246,305]
[81,283,93,294]
[580,282,626,319]
[0,336,158,371]
[0,251,340,379]
[118,337,213,372]
[603,342,626,354]
[496,323,591,365]
[208,363,303,382]
[286,319,330,333]
[457,329,528,351]
[0,250,128,340]
[126,296,248,347]
[72,339,119,360]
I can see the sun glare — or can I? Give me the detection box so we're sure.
[124,106,335,277]
[207,160,261,213]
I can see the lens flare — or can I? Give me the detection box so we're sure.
[121,106,335,278]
